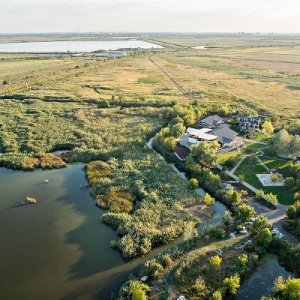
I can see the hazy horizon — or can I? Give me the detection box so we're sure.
[1,0,300,34]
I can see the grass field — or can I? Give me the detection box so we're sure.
[233,155,294,205]
[1,35,299,119]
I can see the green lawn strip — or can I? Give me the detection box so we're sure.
[218,150,240,165]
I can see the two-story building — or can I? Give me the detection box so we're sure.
[238,115,261,132]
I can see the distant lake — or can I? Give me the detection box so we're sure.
[0,40,163,53]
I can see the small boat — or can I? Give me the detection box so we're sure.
[43,179,49,183]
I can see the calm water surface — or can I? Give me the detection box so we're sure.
[236,255,294,300]
[0,40,162,53]
[0,163,227,299]
[0,165,138,300]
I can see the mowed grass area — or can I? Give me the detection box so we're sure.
[233,155,294,205]
[217,149,241,165]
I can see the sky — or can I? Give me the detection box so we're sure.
[0,0,299,34]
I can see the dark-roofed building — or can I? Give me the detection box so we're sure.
[211,126,238,147]
[199,115,224,128]
[238,115,261,132]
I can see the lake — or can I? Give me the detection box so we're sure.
[0,40,162,53]
[0,163,228,299]
[0,165,138,299]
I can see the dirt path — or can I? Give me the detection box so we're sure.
[148,57,189,97]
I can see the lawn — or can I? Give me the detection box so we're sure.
[259,156,293,177]
[218,150,241,166]
[234,155,294,205]
[241,142,268,155]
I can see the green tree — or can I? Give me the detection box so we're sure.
[131,281,150,300]
[286,205,297,219]
[190,276,209,299]
[209,255,222,270]
[250,216,271,239]
[163,136,176,151]
[98,99,110,108]
[272,276,286,294]
[282,278,300,300]
[258,228,272,247]
[238,253,248,265]
[203,193,215,206]
[265,193,278,205]
[289,135,300,159]
[188,178,199,189]
[270,115,280,125]
[256,189,265,199]
[287,119,300,135]
[223,273,240,295]
[285,177,295,189]
[170,123,186,138]
[272,129,291,157]
[212,290,222,300]
[222,210,233,226]
[236,203,255,223]
[262,120,274,136]
[191,141,219,166]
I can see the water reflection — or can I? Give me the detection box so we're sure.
[236,255,294,300]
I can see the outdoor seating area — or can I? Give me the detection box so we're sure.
[256,173,285,187]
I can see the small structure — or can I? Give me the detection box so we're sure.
[177,296,187,300]
[199,115,223,128]
[26,197,37,204]
[238,115,261,132]
[108,51,127,58]
[174,148,190,161]
[140,276,148,282]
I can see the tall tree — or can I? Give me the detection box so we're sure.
[289,135,300,158]
[272,129,291,157]
[262,120,274,136]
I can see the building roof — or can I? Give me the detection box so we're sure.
[108,51,127,57]
[200,114,223,127]
[213,127,238,141]
[187,127,218,141]
[175,148,190,160]
[238,115,261,122]
[220,136,233,144]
